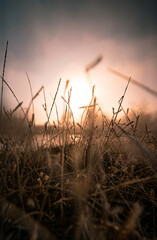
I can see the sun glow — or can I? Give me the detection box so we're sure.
[67,77,92,120]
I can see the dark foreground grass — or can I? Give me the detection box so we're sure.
[0,101,157,240]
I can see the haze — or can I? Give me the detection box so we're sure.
[0,0,157,124]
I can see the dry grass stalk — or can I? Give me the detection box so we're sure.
[26,72,35,116]
[105,77,131,146]
[0,41,8,121]
[108,68,157,98]
[47,78,61,123]
[11,102,23,115]
[0,76,28,122]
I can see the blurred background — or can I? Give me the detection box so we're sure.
[0,0,157,124]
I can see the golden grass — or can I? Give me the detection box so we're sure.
[0,46,157,240]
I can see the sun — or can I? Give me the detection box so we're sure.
[67,77,92,120]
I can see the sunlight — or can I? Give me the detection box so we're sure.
[67,76,92,120]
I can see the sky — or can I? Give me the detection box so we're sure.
[0,0,157,124]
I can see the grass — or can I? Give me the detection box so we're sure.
[0,47,157,240]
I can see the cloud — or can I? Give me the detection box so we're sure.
[1,0,157,42]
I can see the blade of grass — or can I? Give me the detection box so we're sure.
[1,76,28,121]
[0,41,8,121]
[108,68,157,97]
[26,72,34,115]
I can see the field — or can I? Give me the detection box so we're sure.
[0,48,157,240]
